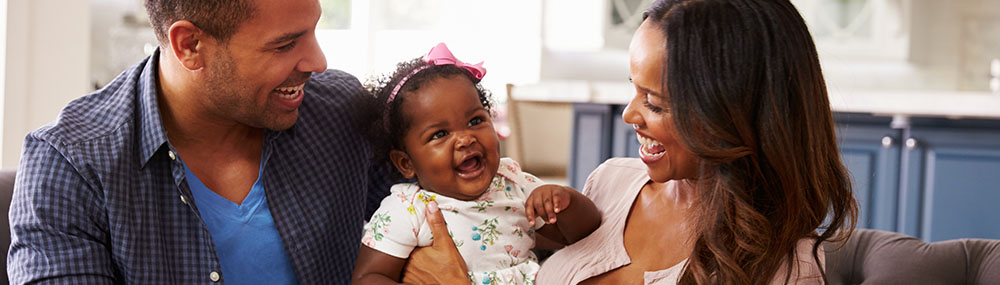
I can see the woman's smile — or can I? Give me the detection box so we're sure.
[636,132,666,163]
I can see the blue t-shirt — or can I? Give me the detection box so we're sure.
[184,158,298,284]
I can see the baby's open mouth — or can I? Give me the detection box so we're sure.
[455,154,485,179]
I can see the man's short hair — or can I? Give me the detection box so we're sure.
[145,0,257,45]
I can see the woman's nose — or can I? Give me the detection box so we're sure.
[622,95,643,126]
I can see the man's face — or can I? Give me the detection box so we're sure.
[201,0,327,131]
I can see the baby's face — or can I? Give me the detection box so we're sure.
[390,75,500,201]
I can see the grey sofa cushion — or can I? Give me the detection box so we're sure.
[824,228,1000,284]
[1,169,13,284]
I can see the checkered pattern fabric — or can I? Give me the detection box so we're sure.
[7,51,394,284]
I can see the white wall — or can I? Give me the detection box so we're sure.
[1,1,6,167]
[2,0,91,168]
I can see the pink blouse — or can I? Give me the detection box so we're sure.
[537,158,824,284]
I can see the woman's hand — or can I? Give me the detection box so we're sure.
[401,201,469,284]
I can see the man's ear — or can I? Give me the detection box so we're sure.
[167,20,207,71]
[389,150,416,179]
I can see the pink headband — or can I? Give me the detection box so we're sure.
[385,42,487,104]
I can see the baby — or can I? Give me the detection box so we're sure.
[351,43,601,284]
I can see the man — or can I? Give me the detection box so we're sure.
[7,0,393,283]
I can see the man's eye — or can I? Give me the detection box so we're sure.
[468,117,483,126]
[277,42,297,52]
[430,130,448,140]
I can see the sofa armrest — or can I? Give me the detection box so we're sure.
[0,169,15,284]
[824,229,1000,284]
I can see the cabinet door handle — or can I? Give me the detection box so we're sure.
[881,136,893,148]
[905,138,918,150]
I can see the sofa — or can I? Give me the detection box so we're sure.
[1,169,14,284]
[824,228,1000,284]
[1,169,998,284]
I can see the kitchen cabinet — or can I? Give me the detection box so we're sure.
[838,113,1000,241]
[569,104,614,189]
[835,114,901,232]
[897,117,1000,241]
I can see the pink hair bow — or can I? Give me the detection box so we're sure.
[423,42,486,80]
[387,43,487,104]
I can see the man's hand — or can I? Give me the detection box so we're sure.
[401,201,469,284]
[525,184,574,227]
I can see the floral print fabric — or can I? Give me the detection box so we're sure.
[362,158,546,284]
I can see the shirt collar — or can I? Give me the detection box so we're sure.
[137,49,170,168]
[135,49,288,168]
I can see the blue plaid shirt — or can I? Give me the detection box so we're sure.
[8,51,394,284]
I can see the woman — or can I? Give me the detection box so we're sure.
[401,0,857,283]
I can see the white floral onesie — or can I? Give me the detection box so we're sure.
[362,158,546,285]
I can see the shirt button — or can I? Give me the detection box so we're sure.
[209,271,220,282]
[168,150,177,161]
[179,195,187,205]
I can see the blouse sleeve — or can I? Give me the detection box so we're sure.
[581,158,612,200]
[770,238,825,284]
[361,190,421,259]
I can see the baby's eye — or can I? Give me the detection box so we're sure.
[430,130,448,140]
[468,117,484,127]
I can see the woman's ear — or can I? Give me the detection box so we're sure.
[167,20,206,71]
[389,150,416,179]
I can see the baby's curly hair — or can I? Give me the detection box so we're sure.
[353,57,495,171]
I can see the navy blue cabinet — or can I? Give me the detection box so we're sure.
[570,106,1000,240]
[834,115,901,232]
[838,115,1000,241]
[900,119,1000,241]
[569,104,614,189]
[611,105,641,159]
[569,104,639,189]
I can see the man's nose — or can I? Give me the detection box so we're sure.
[298,35,328,74]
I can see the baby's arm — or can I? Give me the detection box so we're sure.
[352,245,407,284]
[354,186,421,284]
[525,184,601,246]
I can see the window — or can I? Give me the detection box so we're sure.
[316,0,543,102]
[606,0,654,50]
[793,0,911,60]
[318,0,352,29]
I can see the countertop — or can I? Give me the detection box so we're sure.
[509,81,1000,120]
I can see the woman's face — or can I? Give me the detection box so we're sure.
[623,19,700,183]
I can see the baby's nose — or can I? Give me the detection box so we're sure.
[456,134,478,148]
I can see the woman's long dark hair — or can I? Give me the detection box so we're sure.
[644,0,857,283]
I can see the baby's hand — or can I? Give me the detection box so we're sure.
[525,184,574,227]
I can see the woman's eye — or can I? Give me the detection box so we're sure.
[430,130,448,140]
[644,94,668,113]
[468,117,483,127]
[643,101,665,113]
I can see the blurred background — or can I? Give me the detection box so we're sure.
[0,0,998,241]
